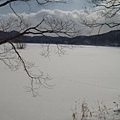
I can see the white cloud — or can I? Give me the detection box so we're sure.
[0,9,120,35]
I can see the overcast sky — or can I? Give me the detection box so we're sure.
[0,0,90,14]
[0,0,119,35]
[0,0,93,35]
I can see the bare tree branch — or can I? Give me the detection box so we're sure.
[0,0,74,96]
[0,0,16,7]
[80,0,120,34]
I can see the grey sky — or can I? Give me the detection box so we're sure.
[0,0,119,35]
[0,0,89,14]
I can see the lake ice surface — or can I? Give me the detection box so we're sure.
[0,44,120,120]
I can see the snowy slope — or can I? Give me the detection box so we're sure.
[0,44,120,120]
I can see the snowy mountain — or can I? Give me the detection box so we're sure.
[0,30,120,47]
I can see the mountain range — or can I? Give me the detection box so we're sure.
[0,30,120,47]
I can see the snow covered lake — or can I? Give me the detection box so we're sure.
[0,44,120,120]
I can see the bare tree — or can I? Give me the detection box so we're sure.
[16,42,26,49]
[81,0,120,34]
[0,0,76,96]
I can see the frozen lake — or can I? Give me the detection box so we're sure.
[0,44,120,120]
